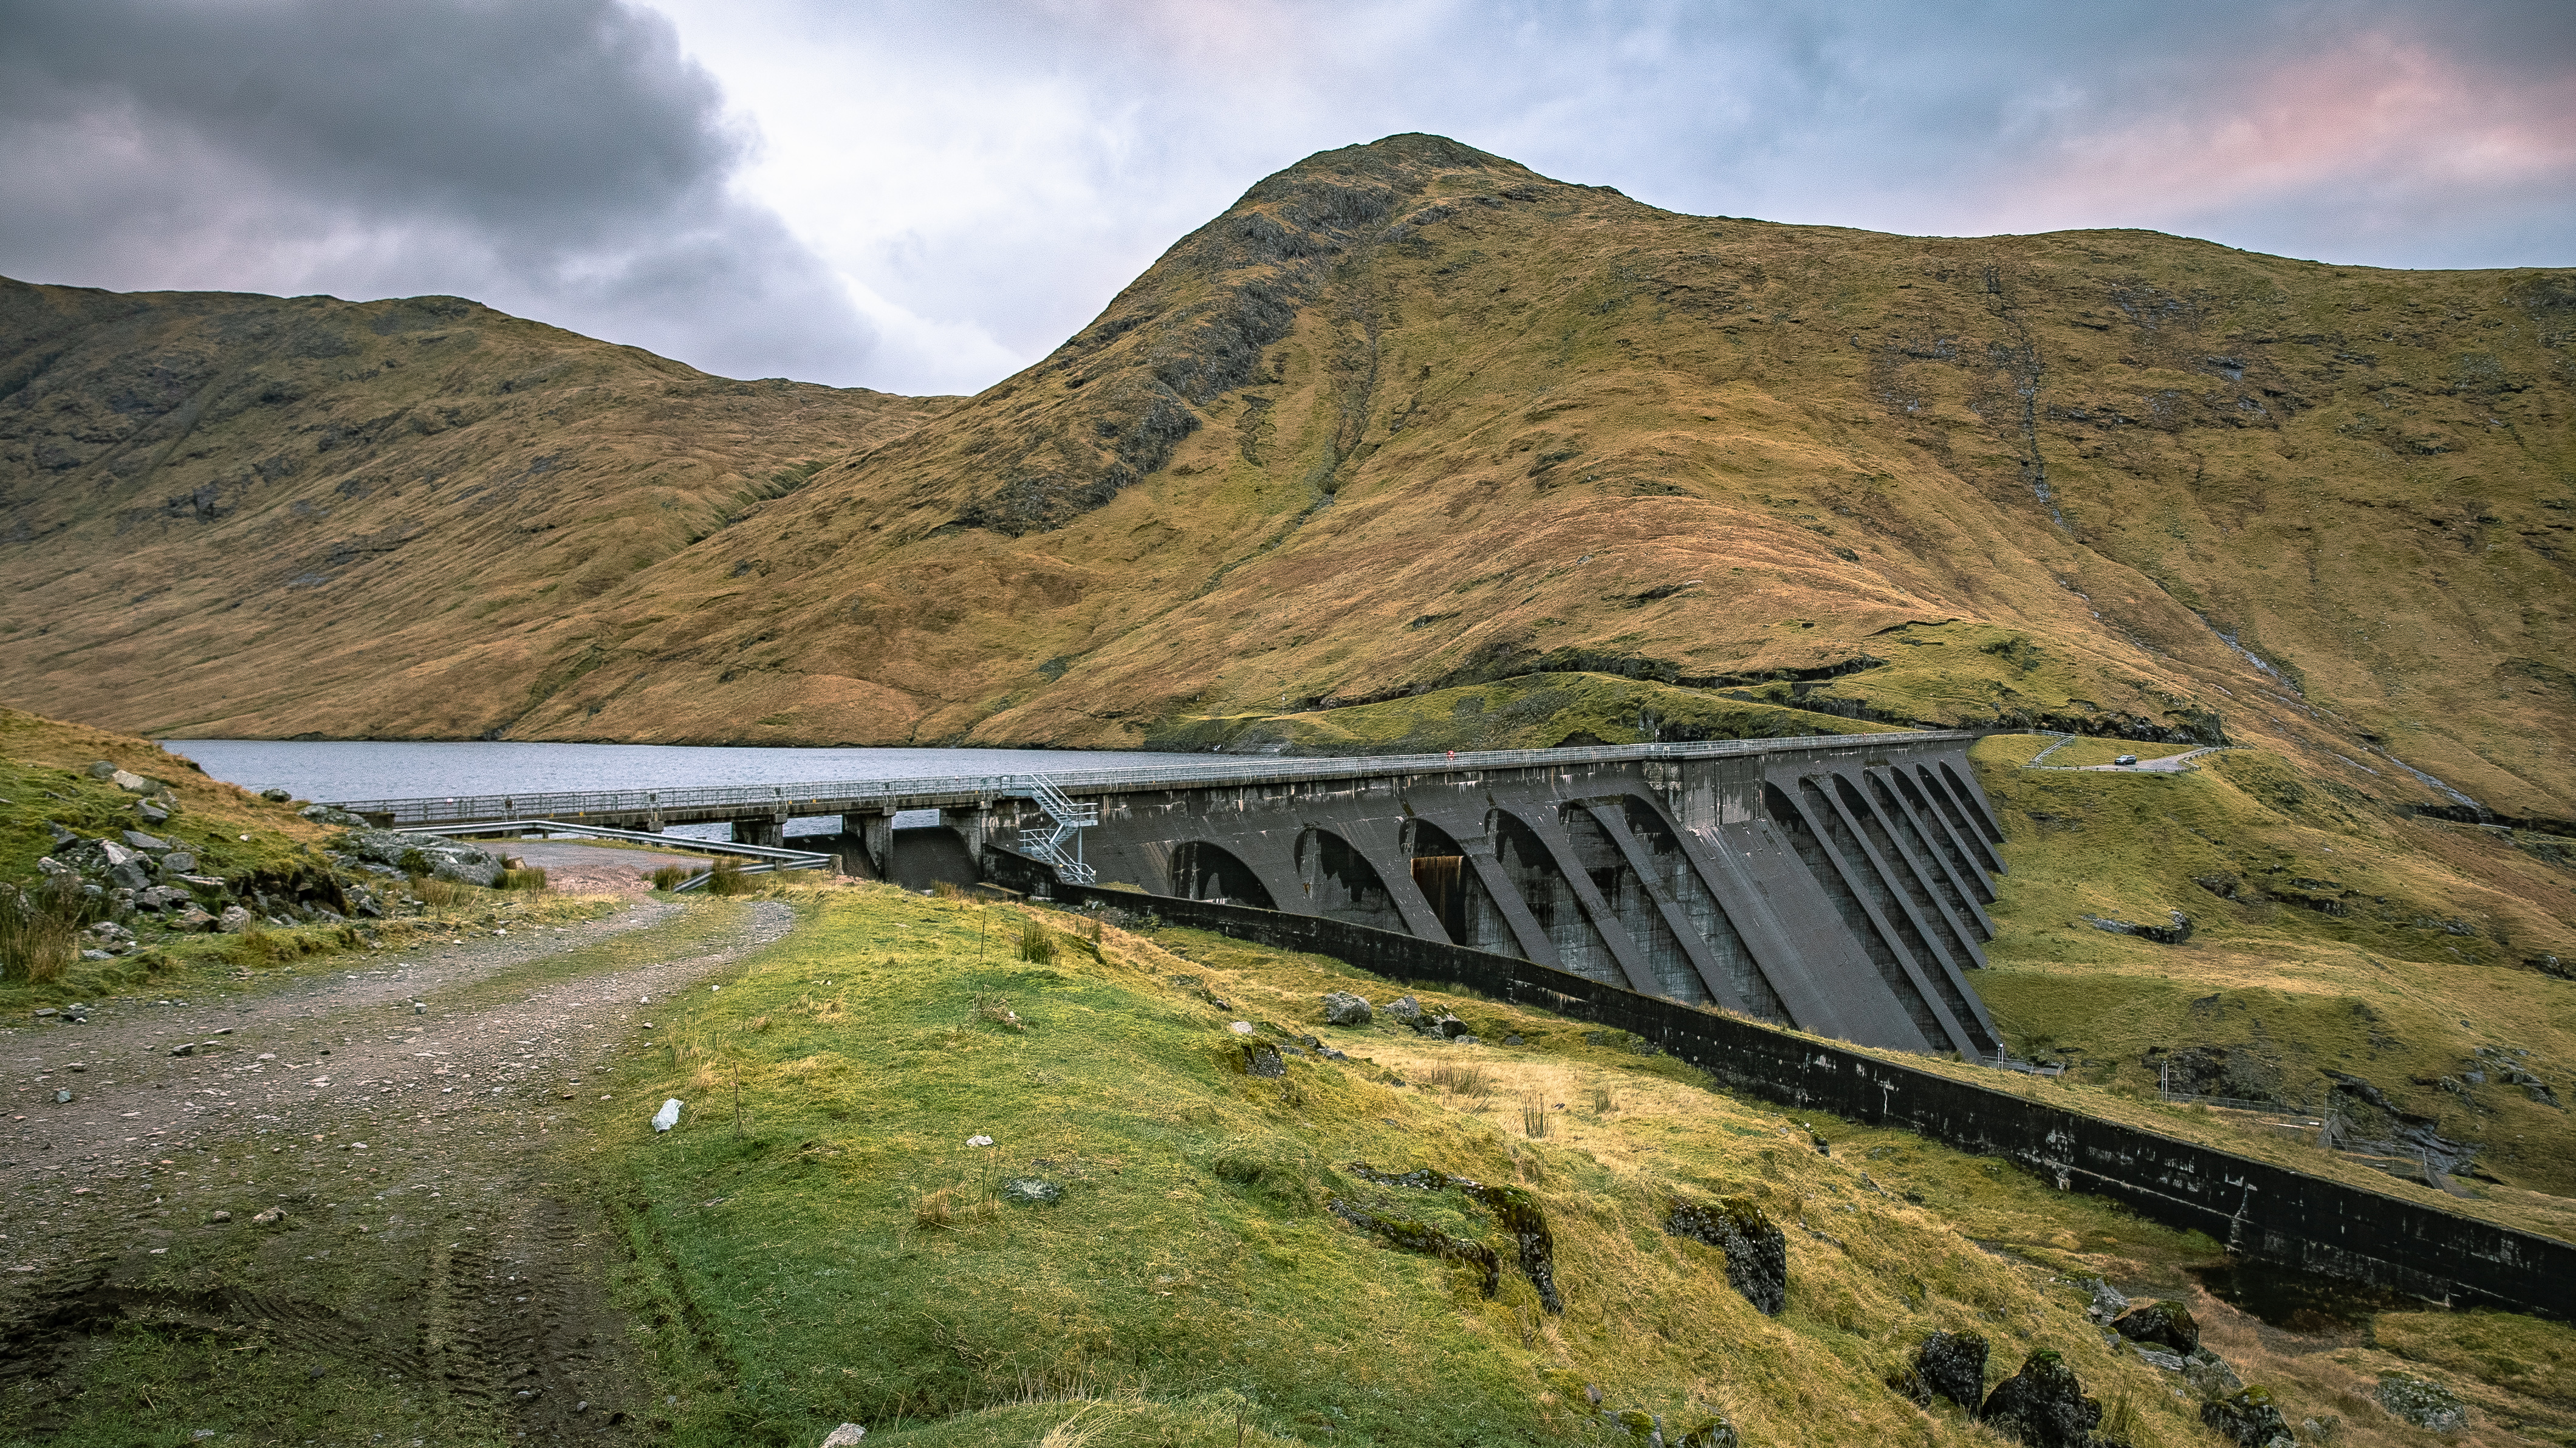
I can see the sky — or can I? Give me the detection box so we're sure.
[3,1,2570,397]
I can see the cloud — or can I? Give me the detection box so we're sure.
[4,0,2566,394]
[0,0,877,384]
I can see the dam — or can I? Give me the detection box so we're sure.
[331,730,2006,1059]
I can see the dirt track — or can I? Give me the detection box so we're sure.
[1,892,795,1443]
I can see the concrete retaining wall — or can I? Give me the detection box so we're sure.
[983,849,2575,1321]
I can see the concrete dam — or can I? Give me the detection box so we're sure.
[334,731,2007,1059]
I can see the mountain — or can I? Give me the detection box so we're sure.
[4,134,2572,820]
[0,279,947,738]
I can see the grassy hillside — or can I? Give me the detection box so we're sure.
[0,279,948,741]
[1962,734,2576,1207]
[5,135,2567,822]
[586,879,2576,1447]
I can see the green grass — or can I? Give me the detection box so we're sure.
[579,881,2268,1447]
[1143,671,1902,755]
[1964,734,2576,1206]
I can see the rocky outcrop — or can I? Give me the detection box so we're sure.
[334,829,502,887]
[1663,1196,1787,1315]
[1913,1329,1989,1412]
[2110,1300,2199,1353]
[1979,1351,2102,1448]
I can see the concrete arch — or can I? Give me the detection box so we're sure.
[1912,765,2006,875]
[1865,770,1995,941]
[1171,839,1279,911]
[1831,773,1982,972]
[1402,816,1507,952]
[1488,808,1639,991]
[1561,804,1710,1005]
[1934,762,2004,845]
[1616,796,1790,1023]
[1764,781,1967,1054]
[1801,776,1995,1056]
[1295,827,1406,933]
[1885,768,1998,906]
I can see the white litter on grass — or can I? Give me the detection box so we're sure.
[1228,1022,1254,1034]
[653,1099,683,1132]
[965,1134,993,1147]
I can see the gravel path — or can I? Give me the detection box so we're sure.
[0,892,796,1443]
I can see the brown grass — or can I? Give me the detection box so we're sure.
[0,879,79,983]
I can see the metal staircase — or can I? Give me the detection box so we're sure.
[1018,775,1100,885]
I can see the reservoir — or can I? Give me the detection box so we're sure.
[163,739,1210,841]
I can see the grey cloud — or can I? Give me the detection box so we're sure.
[0,0,875,383]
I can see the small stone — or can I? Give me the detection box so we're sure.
[1502,1033,1524,1046]
[216,905,253,934]
[1227,1021,1254,1034]
[171,904,216,932]
[653,1099,683,1133]
[1000,1178,1063,1206]
[252,1207,284,1225]
[171,1042,196,1057]
[1321,991,1372,1026]
[208,1210,231,1223]
[53,1088,72,1104]
[965,1134,994,1147]
[122,830,171,851]
[2375,1375,2470,1433]
[137,801,171,824]
[111,768,152,793]
[2201,1385,2292,1446]
[820,1426,868,1447]
[1244,1043,1286,1078]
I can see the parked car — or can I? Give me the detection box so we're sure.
[2114,754,2139,766]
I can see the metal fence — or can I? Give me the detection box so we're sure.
[324,729,1978,826]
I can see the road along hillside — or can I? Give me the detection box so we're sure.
[1,892,793,1446]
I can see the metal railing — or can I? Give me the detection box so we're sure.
[1018,775,1100,885]
[323,729,1977,827]
[397,820,834,891]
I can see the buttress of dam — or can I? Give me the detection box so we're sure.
[981,734,2007,1059]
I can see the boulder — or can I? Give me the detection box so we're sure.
[2183,1348,2244,1400]
[820,1426,866,1447]
[1980,1351,2102,1448]
[2200,1386,2292,1447]
[1321,990,1372,1026]
[1664,1196,1786,1314]
[1431,1013,1472,1039]
[1914,1330,1989,1412]
[216,906,253,934]
[1385,995,1425,1028]
[1244,1043,1286,1077]
[300,804,368,826]
[171,904,216,931]
[110,769,152,794]
[137,801,171,825]
[2111,1300,2199,1353]
[2375,1376,2469,1433]
[261,788,293,803]
[122,830,171,851]
[161,850,198,874]
[2083,1276,2130,1325]
[86,761,116,779]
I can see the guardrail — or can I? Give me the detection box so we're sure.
[397,820,835,890]
[324,729,1975,827]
